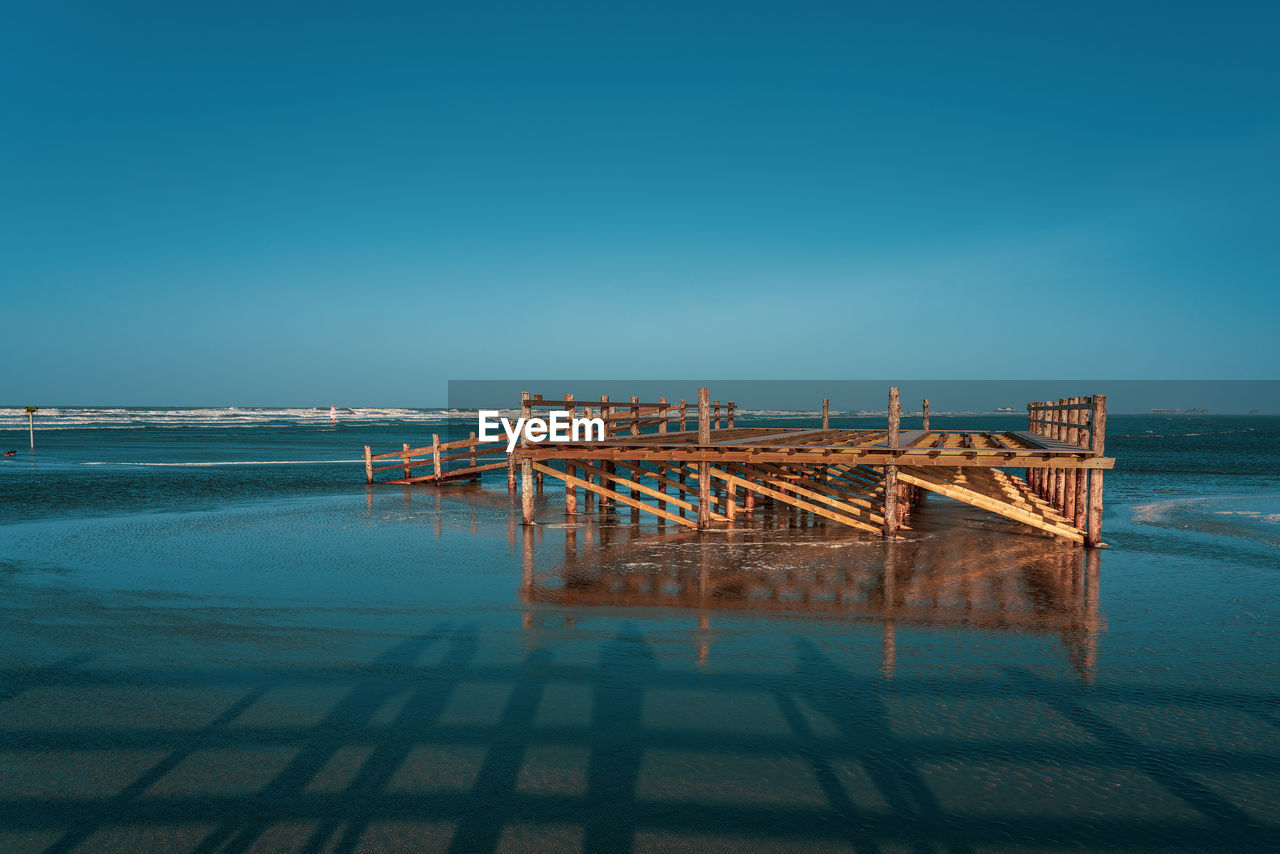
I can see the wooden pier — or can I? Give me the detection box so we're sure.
[365,387,1113,547]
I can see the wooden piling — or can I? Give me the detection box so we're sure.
[364,446,373,484]
[884,387,901,537]
[1086,394,1107,547]
[727,401,735,429]
[680,399,687,432]
[600,395,613,508]
[698,387,711,529]
[1073,398,1088,531]
[1054,398,1067,512]
[822,398,829,430]
[1063,398,1078,525]
[922,399,929,432]
[714,401,721,431]
[565,394,577,515]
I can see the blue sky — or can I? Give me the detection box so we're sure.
[3,2,1277,405]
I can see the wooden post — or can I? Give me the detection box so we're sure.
[1054,398,1067,512]
[521,458,534,524]
[713,401,721,431]
[1029,402,1039,496]
[822,398,829,430]
[922,399,929,433]
[1025,401,1034,492]
[697,387,711,529]
[1086,394,1107,547]
[469,431,477,468]
[1063,398,1079,526]
[404,442,413,480]
[658,397,668,434]
[364,446,373,484]
[1074,398,1088,531]
[431,435,441,480]
[680,399,688,432]
[883,387,901,537]
[600,395,612,508]
[630,396,640,436]
[564,395,577,515]
[727,401,735,429]
[27,406,37,449]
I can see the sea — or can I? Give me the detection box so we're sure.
[1,406,1278,853]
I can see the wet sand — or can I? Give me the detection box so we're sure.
[1,483,1279,852]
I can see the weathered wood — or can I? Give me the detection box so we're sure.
[922,398,929,432]
[822,398,829,430]
[521,458,534,524]
[431,435,442,480]
[884,387,901,536]
[899,468,1084,543]
[533,462,697,528]
[701,465,881,533]
[364,446,373,484]
[658,397,668,435]
[1063,398,1078,524]
[728,401,735,429]
[698,388,711,528]
[1087,394,1107,547]
[1073,397,1088,530]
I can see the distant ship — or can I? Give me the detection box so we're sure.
[1185,407,1208,414]
[1151,408,1180,413]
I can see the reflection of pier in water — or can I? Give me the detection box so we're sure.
[520,514,1102,682]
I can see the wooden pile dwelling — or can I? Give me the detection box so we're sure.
[364,387,1113,547]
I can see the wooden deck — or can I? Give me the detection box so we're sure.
[365,388,1113,547]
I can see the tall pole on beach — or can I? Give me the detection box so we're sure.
[26,406,37,449]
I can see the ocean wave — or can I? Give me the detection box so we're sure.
[0,407,456,430]
[82,459,365,467]
[1133,496,1280,548]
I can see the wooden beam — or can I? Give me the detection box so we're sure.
[533,463,697,528]
[898,468,1085,543]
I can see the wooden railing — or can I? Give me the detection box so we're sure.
[1026,395,1107,546]
[363,433,508,484]
[522,393,735,437]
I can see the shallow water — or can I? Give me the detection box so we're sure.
[1,413,1278,852]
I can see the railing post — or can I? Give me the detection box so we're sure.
[563,394,577,516]
[630,396,640,436]
[884,386,901,537]
[469,431,477,468]
[600,395,612,508]
[402,443,412,481]
[1074,397,1088,531]
[822,398,829,431]
[713,401,721,431]
[727,401,735,429]
[680,399,687,432]
[922,398,929,433]
[1064,398,1078,525]
[364,445,373,484]
[431,435,441,480]
[697,387,711,530]
[1086,394,1107,547]
[658,397,668,434]
[1055,398,1067,511]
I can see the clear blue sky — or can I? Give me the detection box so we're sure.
[3,1,1277,405]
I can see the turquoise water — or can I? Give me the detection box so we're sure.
[1,411,1278,852]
